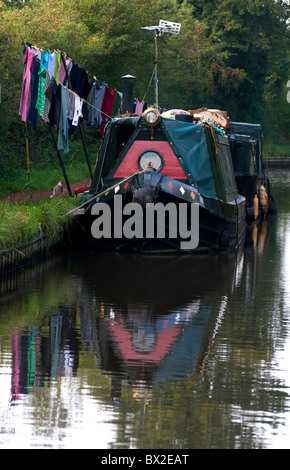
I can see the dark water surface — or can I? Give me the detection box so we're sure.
[0,169,290,449]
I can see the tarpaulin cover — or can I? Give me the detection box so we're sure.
[162,118,218,200]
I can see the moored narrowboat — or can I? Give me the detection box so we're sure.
[70,22,276,254]
[73,108,249,253]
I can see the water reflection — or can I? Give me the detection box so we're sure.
[1,215,273,405]
[3,252,234,403]
[1,172,290,449]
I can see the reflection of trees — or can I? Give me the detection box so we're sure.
[2,195,290,448]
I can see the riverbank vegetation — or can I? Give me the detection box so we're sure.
[0,0,289,189]
[0,197,76,250]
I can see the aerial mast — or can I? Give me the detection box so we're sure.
[141,20,181,109]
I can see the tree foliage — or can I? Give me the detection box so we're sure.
[0,0,289,176]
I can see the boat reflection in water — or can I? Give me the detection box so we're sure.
[5,215,274,405]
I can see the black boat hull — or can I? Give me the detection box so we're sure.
[73,172,246,254]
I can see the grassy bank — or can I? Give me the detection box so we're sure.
[0,197,77,251]
[263,139,290,158]
[0,159,94,200]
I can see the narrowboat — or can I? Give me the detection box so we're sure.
[70,22,276,254]
[71,108,243,253]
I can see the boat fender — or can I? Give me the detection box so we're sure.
[259,185,268,216]
[253,194,259,219]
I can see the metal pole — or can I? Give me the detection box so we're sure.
[154,32,158,109]
[78,119,93,179]
[49,125,72,196]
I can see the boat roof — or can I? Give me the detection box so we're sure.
[110,115,219,200]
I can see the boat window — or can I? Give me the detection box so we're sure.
[138,150,164,172]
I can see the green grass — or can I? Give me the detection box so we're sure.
[263,140,290,158]
[0,159,94,199]
[0,197,77,250]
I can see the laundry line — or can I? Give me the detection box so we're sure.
[25,42,121,121]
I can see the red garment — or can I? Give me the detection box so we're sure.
[19,47,34,122]
[100,86,116,136]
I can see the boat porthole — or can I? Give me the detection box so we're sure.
[138,150,164,172]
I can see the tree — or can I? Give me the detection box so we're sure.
[191,0,290,125]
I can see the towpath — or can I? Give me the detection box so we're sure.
[1,179,91,204]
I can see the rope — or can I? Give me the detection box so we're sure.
[64,169,147,216]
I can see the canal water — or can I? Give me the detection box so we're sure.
[0,168,289,450]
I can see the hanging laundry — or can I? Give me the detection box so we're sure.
[87,80,106,127]
[67,90,75,122]
[58,85,69,153]
[48,51,56,78]
[48,82,61,128]
[81,80,93,121]
[135,100,144,115]
[54,51,61,84]
[19,47,34,122]
[35,65,48,118]
[29,55,40,128]
[100,86,116,136]
[42,75,55,124]
[30,46,42,60]
[72,95,83,126]
[58,56,72,85]
[69,64,89,98]
[42,50,50,71]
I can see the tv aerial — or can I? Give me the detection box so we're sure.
[141,20,181,108]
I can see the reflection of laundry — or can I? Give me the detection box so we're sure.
[50,316,63,378]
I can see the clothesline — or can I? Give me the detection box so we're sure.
[19,41,151,154]
[19,41,122,153]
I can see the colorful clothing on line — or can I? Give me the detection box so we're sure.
[48,51,56,78]
[58,85,69,153]
[87,81,106,127]
[58,57,72,85]
[100,86,116,136]
[19,47,34,122]
[29,55,40,128]
[135,100,144,115]
[72,96,83,126]
[35,66,48,117]
[42,75,55,124]
[54,52,62,84]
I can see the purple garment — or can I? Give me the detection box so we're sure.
[135,100,144,115]
[58,57,72,85]
[19,47,34,122]
[28,55,40,128]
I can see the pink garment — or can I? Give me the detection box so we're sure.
[100,86,116,136]
[135,100,144,115]
[19,47,34,122]
[58,57,72,85]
